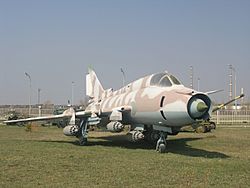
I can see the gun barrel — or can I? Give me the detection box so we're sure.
[212,94,245,112]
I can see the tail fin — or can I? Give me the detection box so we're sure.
[86,68,104,100]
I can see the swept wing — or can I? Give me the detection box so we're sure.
[4,108,92,124]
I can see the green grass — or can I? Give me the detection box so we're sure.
[0,124,249,188]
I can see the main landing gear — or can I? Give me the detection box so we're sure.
[77,120,88,146]
[145,129,168,153]
[76,116,101,146]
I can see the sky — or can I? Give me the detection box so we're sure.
[0,0,249,105]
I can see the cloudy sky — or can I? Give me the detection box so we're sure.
[0,0,249,105]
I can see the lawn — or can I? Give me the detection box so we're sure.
[0,124,249,188]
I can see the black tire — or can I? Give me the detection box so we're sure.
[79,137,88,146]
[210,122,216,130]
[144,130,160,145]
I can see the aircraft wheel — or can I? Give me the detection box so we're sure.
[144,130,160,144]
[79,137,88,146]
[158,143,166,153]
[156,131,167,153]
[210,122,216,130]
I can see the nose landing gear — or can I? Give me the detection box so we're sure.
[155,131,167,153]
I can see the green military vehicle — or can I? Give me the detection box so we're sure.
[181,121,216,133]
[3,111,27,126]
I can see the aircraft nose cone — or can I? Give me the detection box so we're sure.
[188,98,210,120]
[197,102,208,112]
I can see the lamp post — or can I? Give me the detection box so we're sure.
[38,88,41,104]
[197,77,200,92]
[232,67,237,108]
[121,68,126,87]
[228,64,237,108]
[25,72,31,116]
[71,81,74,106]
[241,88,244,107]
[38,88,41,117]
[190,66,193,89]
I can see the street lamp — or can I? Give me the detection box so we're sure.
[197,77,200,92]
[232,67,237,108]
[25,72,31,116]
[38,88,41,104]
[38,88,42,117]
[120,68,126,87]
[228,64,237,108]
[71,81,74,106]
[190,66,193,89]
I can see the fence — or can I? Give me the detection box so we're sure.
[0,105,54,117]
[211,109,250,127]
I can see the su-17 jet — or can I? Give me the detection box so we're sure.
[4,68,244,153]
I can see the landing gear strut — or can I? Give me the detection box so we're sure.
[156,131,167,153]
[77,120,89,146]
[76,116,101,146]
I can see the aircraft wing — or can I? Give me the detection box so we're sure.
[4,108,92,124]
[212,94,244,112]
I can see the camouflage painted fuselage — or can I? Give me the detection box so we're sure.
[86,72,212,128]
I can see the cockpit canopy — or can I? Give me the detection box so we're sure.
[150,72,182,87]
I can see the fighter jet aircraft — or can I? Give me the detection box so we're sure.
[4,68,244,153]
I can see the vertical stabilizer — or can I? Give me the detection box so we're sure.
[86,68,104,100]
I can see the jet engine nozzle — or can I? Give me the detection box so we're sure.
[187,94,211,120]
